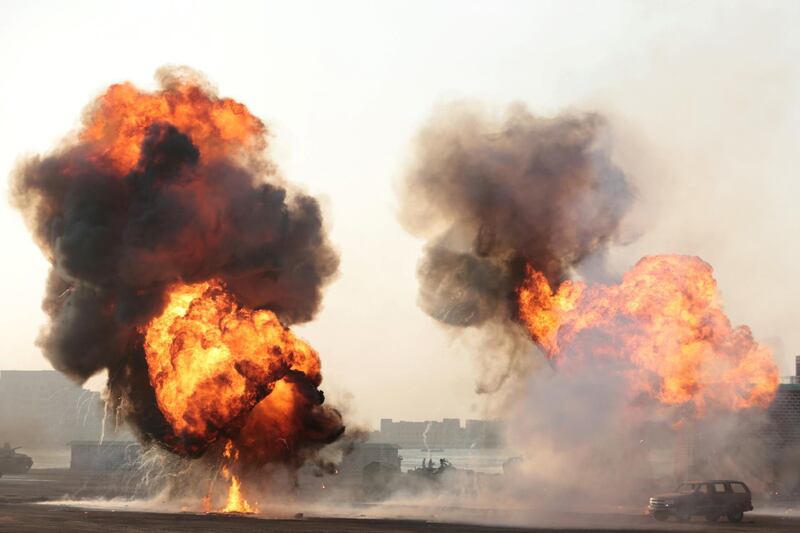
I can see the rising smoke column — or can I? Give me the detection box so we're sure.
[10,68,343,462]
[399,103,632,329]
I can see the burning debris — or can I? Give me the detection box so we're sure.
[400,102,779,414]
[10,67,344,497]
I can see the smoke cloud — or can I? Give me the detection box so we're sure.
[397,100,781,510]
[399,102,633,330]
[10,68,342,459]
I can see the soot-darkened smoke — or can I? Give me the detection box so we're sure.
[400,102,633,328]
[10,70,341,458]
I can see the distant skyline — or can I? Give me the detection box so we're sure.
[1,1,799,427]
[0,369,494,431]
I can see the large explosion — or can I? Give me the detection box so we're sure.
[518,255,778,413]
[11,68,344,497]
[400,102,779,415]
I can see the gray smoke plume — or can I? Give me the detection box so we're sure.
[399,102,633,328]
[10,69,342,458]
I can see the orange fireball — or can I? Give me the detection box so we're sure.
[81,77,265,174]
[518,255,779,414]
[143,279,320,451]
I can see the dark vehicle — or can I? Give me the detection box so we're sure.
[404,458,477,497]
[409,457,454,480]
[649,480,753,523]
[0,442,33,475]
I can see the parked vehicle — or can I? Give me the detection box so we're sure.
[648,480,753,523]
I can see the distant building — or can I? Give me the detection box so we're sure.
[374,418,504,448]
[465,419,504,447]
[70,440,142,471]
[338,443,401,479]
[0,370,129,447]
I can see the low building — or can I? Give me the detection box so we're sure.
[339,442,401,477]
[69,440,142,471]
[375,418,504,448]
[0,370,130,447]
[465,419,504,447]
[763,373,800,496]
[297,442,401,493]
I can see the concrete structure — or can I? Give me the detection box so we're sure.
[0,370,103,445]
[767,381,800,447]
[374,418,504,448]
[297,442,401,493]
[338,443,401,479]
[763,362,800,496]
[0,370,129,447]
[69,441,142,471]
[675,357,800,495]
[465,419,504,447]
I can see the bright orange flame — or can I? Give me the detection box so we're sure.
[221,441,254,514]
[81,81,265,174]
[222,473,253,514]
[518,255,779,414]
[234,378,305,465]
[143,279,320,449]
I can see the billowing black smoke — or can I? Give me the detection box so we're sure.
[10,70,341,457]
[399,102,633,328]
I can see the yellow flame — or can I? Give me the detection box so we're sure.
[201,441,255,514]
[221,441,254,513]
[222,470,253,514]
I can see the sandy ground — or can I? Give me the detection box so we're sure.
[2,469,799,532]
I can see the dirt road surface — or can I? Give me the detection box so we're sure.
[2,469,798,532]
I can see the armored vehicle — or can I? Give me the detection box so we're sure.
[0,442,33,475]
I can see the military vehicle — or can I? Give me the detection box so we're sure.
[649,480,753,523]
[0,442,34,475]
[409,457,454,481]
[403,458,478,496]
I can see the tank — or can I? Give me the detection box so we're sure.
[0,442,33,475]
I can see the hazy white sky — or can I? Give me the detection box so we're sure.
[1,1,798,429]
